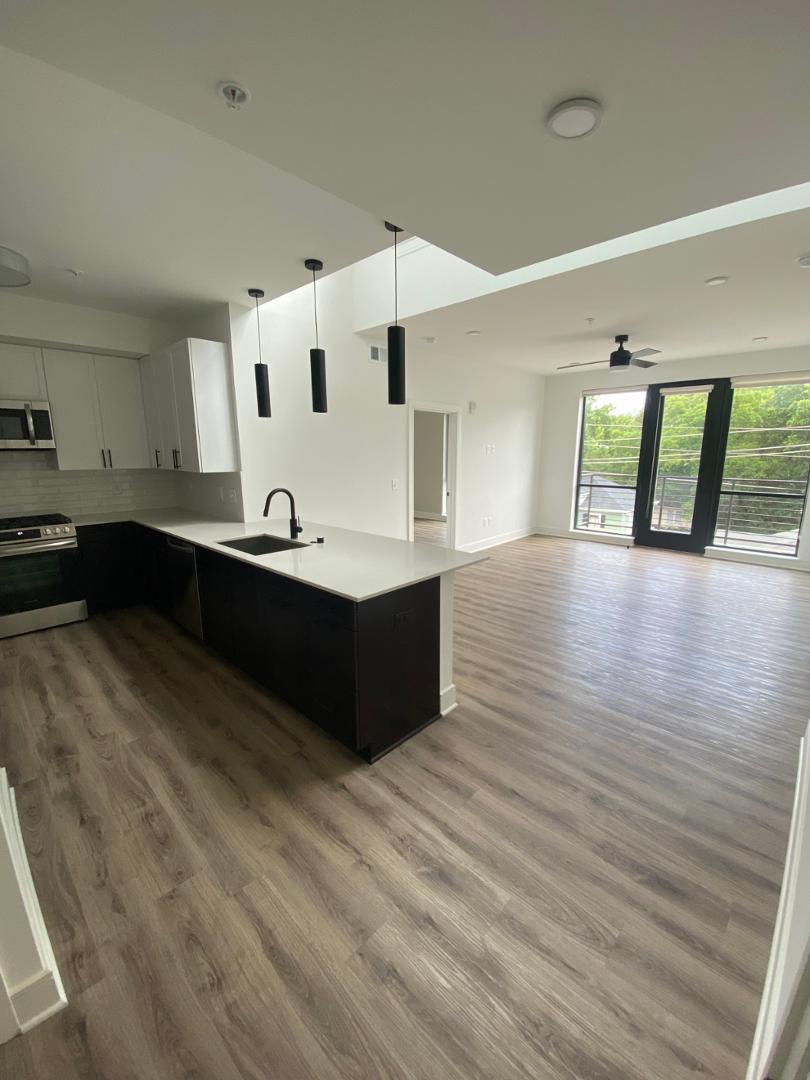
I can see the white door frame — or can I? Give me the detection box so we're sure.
[408,401,461,548]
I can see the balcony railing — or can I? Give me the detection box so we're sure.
[577,473,807,555]
[655,474,806,556]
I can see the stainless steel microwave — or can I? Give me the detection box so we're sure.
[0,400,56,449]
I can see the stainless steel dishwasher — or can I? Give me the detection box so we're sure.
[165,537,203,638]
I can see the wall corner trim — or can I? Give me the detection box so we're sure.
[0,769,67,1043]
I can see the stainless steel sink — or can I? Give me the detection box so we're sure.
[219,534,308,556]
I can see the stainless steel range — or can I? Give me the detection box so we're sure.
[0,513,87,638]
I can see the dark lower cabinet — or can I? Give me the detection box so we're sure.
[133,524,171,613]
[196,546,439,760]
[77,523,149,614]
[81,523,441,761]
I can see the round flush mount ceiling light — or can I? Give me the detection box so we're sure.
[752,336,769,343]
[217,81,250,110]
[704,275,729,287]
[797,254,810,269]
[465,329,481,337]
[546,98,602,139]
[421,335,437,344]
[0,246,31,287]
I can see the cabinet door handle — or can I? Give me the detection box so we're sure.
[101,447,107,468]
[155,448,161,468]
[172,448,178,468]
[107,448,113,468]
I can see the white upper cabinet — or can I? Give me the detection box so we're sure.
[170,341,202,472]
[139,352,165,469]
[93,355,149,470]
[42,351,106,470]
[143,339,238,473]
[43,350,149,471]
[0,343,47,399]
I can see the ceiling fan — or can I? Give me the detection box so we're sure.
[557,334,661,371]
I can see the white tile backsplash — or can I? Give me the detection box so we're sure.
[0,451,178,518]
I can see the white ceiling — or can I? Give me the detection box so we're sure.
[0,47,388,320]
[387,208,810,373]
[1,1,809,275]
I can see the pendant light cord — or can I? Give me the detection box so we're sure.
[394,229,399,326]
[254,293,263,362]
[312,267,319,349]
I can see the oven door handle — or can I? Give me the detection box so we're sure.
[24,402,37,445]
[0,538,78,559]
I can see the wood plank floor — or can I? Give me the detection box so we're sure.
[1,536,808,1079]
[414,518,448,546]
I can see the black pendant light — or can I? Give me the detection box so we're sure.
[304,258,327,413]
[249,288,271,417]
[385,221,405,404]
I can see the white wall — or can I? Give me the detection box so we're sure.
[0,291,178,356]
[409,348,543,550]
[413,411,445,518]
[231,275,408,536]
[229,270,543,549]
[536,344,810,563]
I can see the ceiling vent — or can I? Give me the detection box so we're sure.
[369,344,387,365]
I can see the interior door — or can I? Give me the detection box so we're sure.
[633,379,732,553]
[93,355,149,469]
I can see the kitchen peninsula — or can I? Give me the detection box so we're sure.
[74,509,485,761]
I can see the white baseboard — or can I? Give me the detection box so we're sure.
[12,970,67,1033]
[414,512,447,522]
[0,769,67,1043]
[440,684,457,715]
[458,527,535,554]
[533,526,633,548]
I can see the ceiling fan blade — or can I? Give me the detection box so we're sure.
[630,357,658,368]
[556,359,608,370]
[630,347,661,360]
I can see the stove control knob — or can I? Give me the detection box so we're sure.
[44,528,52,535]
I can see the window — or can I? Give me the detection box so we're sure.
[575,390,647,536]
[713,382,810,557]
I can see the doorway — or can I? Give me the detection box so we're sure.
[409,403,460,548]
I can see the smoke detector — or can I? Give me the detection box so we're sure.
[217,82,251,110]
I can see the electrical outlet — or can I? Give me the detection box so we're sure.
[391,478,399,491]
[227,488,237,502]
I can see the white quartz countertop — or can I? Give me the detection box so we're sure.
[73,507,486,602]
